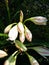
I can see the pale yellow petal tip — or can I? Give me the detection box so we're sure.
[0,50,8,58]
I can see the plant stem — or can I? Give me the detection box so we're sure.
[24,18,30,23]
[0,33,8,37]
[5,0,10,22]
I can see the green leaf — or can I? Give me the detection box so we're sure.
[32,46,49,56]
[4,23,17,33]
[26,52,39,65]
[15,40,27,52]
[4,51,19,65]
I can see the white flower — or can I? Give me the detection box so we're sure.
[0,50,8,58]
[17,22,24,33]
[4,60,9,65]
[4,23,16,33]
[30,16,47,25]
[8,25,18,41]
[25,26,32,42]
[19,33,25,43]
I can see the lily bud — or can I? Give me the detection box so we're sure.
[4,23,16,33]
[20,10,23,22]
[19,33,25,43]
[25,26,32,42]
[0,50,8,58]
[30,16,47,25]
[8,25,18,41]
[4,60,9,65]
[17,22,24,33]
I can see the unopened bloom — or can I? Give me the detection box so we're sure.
[4,23,16,33]
[30,16,47,25]
[19,33,25,43]
[17,22,24,33]
[0,50,8,58]
[8,25,18,41]
[4,60,9,65]
[25,26,32,42]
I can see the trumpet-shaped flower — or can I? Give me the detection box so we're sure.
[17,22,24,33]
[25,26,32,42]
[30,16,47,25]
[19,33,25,43]
[8,25,18,41]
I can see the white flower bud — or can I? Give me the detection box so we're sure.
[8,25,18,41]
[30,16,47,25]
[25,26,32,42]
[17,22,24,33]
[4,60,9,65]
[0,50,8,58]
[19,33,25,43]
[4,23,16,33]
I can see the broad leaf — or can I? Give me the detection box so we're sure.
[4,51,19,65]
[15,40,27,52]
[26,52,39,65]
[33,46,49,56]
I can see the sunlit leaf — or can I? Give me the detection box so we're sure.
[0,50,8,58]
[15,40,27,52]
[4,23,16,33]
[4,51,19,65]
[26,52,39,65]
[33,46,49,56]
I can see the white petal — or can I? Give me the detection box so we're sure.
[4,23,16,33]
[8,25,18,41]
[4,60,9,65]
[17,22,24,33]
[25,26,32,42]
[30,16,47,25]
[19,33,25,43]
[0,50,7,58]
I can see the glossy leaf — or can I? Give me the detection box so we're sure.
[26,52,39,65]
[33,46,49,56]
[15,40,27,52]
[4,51,18,65]
[4,23,16,33]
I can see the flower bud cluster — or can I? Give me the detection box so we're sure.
[4,22,32,43]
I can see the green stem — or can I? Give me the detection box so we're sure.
[5,0,10,21]
[0,33,8,37]
[24,19,30,23]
